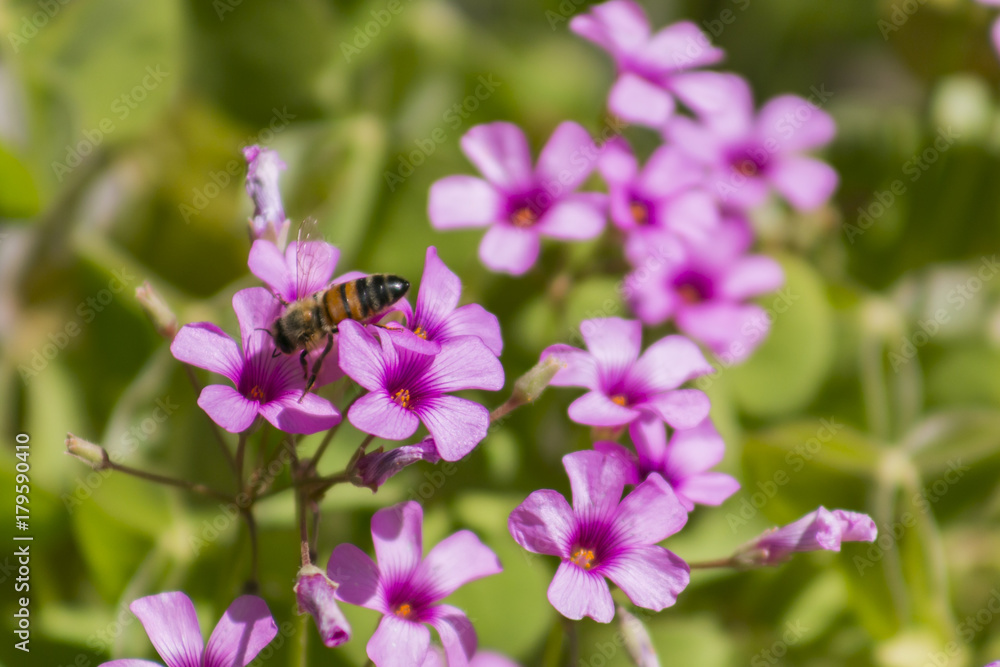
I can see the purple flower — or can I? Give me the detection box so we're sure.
[624,220,784,362]
[595,416,739,511]
[327,501,502,667]
[598,137,718,259]
[421,648,521,667]
[99,591,276,667]
[570,0,724,127]
[541,318,713,429]
[736,507,877,567]
[386,246,503,356]
[294,565,352,647]
[508,450,690,623]
[338,320,504,460]
[248,238,339,304]
[354,437,442,490]
[665,74,838,211]
[428,122,607,275]
[244,145,290,249]
[170,287,341,434]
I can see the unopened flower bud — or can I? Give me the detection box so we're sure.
[294,564,351,647]
[66,433,109,470]
[512,356,563,405]
[732,506,877,568]
[244,145,291,251]
[135,281,178,339]
[354,438,441,491]
[618,606,660,667]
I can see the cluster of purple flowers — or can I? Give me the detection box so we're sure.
[428,0,839,363]
[99,3,881,666]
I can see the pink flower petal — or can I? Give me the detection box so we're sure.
[233,287,282,357]
[628,416,668,470]
[428,176,503,229]
[676,302,768,362]
[348,391,421,441]
[597,137,639,185]
[437,303,503,356]
[569,0,650,58]
[471,652,521,667]
[101,661,164,667]
[579,317,642,378]
[639,20,724,74]
[662,419,725,477]
[294,567,352,647]
[460,123,534,193]
[327,543,385,612]
[568,390,641,427]
[508,489,575,558]
[129,592,204,667]
[671,71,752,126]
[416,395,491,461]
[414,247,462,335]
[372,501,424,582]
[718,255,784,300]
[614,473,688,544]
[638,145,704,198]
[644,389,710,429]
[478,224,540,276]
[663,116,726,165]
[415,531,502,601]
[171,323,242,384]
[608,74,676,127]
[768,155,838,211]
[535,122,599,191]
[337,320,386,392]
[756,94,835,153]
[287,241,339,299]
[259,392,341,435]
[368,615,431,667]
[204,595,278,667]
[660,190,719,242]
[674,472,740,508]
[198,384,259,434]
[629,335,713,392]
[602,545,689,611]
[831,510,878,543]
[547,562,614,623]
[535,193,607,241]
[248,240,295,302]
[429,605,477,667]
[541,344,599,391]
[563,449,627,516]
[423,337,505,393]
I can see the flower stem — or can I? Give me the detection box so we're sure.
[103,460,233,503]
[490,395,525,424]
[688,557,739,569]
[242,509,260,593]
[184,367,237,473]
[235,430,249,488]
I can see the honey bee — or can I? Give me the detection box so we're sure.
[267,222,410,399]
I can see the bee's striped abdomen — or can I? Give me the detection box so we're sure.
[321,274,411,328]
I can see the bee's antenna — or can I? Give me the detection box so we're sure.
[255,327,274,338]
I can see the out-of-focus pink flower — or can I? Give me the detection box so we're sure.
[624,220,784,363]
[170,288,341,434]
[541,318,712,429]
[354,437,442,490]
[327,501,502,667]
[338,321,504,460]
[244,145,291,249]
[570,0,725,127]
[665,74,838,211]
[428,122,607,276]
[294,565,351,647]
[509,450,689,623]
[735,506,877,567]
[595,416,739,511]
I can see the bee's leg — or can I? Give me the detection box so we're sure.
[299,333,335,403]
[299,349,309,380]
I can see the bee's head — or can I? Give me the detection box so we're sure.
[271,318,296,355]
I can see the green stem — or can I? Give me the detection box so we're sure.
[104,460,233,503]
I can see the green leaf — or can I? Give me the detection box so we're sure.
[72,500,153,602]
[730,254,835,418]
[0,143,40,218]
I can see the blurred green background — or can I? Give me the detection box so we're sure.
[3,0,1000,665]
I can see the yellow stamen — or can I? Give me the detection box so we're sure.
[677,284,702,305]
[570,546,597,570]
[510,207,538,228]
[249,386,266,402]
[393,388,412,409]
[611,394,628,407]
[413,325,428,340]
[629,201,648,226]
[395,603,413,618]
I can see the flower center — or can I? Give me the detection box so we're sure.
[510,206,539,228]
[629,201,649,226]
[394,602,414,618]
[673,270,714,305]
[413,325,428,340]
[249,385,266,402]
[392,388,412,409]
[611,394,628,407]
[570,546,597,570]
[728,144,770,177]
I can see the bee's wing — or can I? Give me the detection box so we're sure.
[292,218,337,300]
